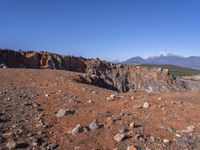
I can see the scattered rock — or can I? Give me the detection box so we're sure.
[74,146,81,150]
[150,136,155,142]
[176,134,195,144]
[118,126,128,133]
[113,133,126,142]
[72,124,84,135]
[47,143,59,150]
[135,133,147,143]
[89,120,100,130]
[83,127,89,132]
[143,102,150,108]
[22,101,32,106]
[163,139,170,144]
[130,96,135,100]
[106,94,117,101]
[175,134,182,138]
[0,63,7,68]
[6,141,17,149]
[127,145,137,150]
[33,102,41,108]
[56,109,66,117]
[178,126,195,133]
[56,108,76,117]
[129,122,135,128]
[31,134,45,146]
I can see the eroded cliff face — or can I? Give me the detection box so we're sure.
[78,62,187,92]
[0,50,88,72]
[0,49,188,92]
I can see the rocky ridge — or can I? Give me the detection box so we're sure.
[0,49,192,92]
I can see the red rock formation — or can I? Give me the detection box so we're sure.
[0,49,188,92]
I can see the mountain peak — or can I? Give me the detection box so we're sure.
[123,54,200,70]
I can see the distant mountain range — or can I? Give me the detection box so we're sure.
[122,54,200,70]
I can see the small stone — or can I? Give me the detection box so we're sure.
[47,143,59,150]
[56,109,66,117]
[114,133,126,142]
[109,94,115,99]
[175,134,181,138]
[150,136,155,142]
[0,63,7,68]
[33,102,40,108]
[74,146,81,150]
[22,101,32,106]
[32,142,38,146]
[163,139,170,144]
[6,141,17,149]
[92,91,96,94]
[118,126,128,133]
[56,108,75,117]
[72,124,83,135]
[31,134,44,146]
[143,102,150,108]
[177,125,195,134]
[106,94,117,101]
[127,145,137,150]
[167,127,175,133]
[135,133,146,142]
[89,120,100,130]
[130,122,135,128]
[83,127,89,132]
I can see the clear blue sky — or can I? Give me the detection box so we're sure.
[0,0,200,60]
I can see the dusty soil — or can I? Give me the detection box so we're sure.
[0,68,200,150]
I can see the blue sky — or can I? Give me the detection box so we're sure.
[0,0,200,61]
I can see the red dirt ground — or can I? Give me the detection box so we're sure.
[0,69,200,150]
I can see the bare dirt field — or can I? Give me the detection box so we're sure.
[0,69,200,150]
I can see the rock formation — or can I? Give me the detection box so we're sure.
[0,49,189,92]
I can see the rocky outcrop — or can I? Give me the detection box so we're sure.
[78,63,188,92]
[0,49,88,72]
[0,49,190,92]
